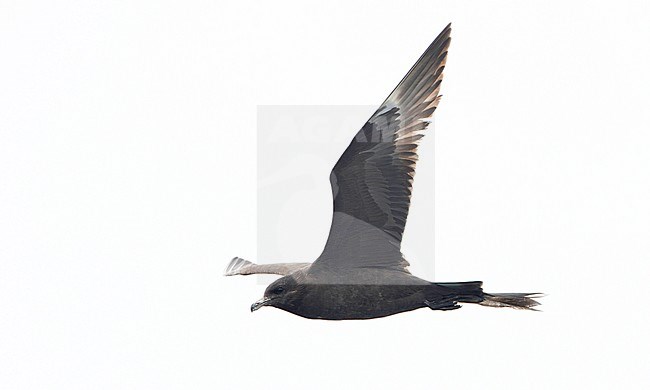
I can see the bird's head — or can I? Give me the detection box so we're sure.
[251,275,303,312]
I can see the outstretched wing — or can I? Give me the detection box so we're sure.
[224,257,310,276]
[314,24,451,271]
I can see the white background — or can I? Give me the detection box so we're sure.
[1,1,649,389]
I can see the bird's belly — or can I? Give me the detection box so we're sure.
[288,284,427,320]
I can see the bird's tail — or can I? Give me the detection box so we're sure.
[437,281,484,304]
[480,292,543,310]
[437,282,543,310]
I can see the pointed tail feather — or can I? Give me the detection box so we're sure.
[480,292,543,310]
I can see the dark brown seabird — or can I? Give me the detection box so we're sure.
[225,24,542,320]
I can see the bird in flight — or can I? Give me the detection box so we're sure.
[225,24,541,320]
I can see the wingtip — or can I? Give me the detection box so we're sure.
[224,256,252,276]
[439,23,452,45]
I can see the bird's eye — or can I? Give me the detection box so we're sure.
[273,286,285,294]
